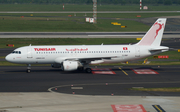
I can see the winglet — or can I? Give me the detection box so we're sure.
[136,18,166,46]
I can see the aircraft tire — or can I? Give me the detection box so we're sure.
[27,69,31,73]
[85,68,92,73]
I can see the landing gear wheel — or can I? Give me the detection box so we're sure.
[85,68,92,73]
[27,69,31,73]
[27,64,31,73]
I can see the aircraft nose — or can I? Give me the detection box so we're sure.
[5,54,12,62]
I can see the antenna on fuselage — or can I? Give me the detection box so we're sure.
[29,44,31,46]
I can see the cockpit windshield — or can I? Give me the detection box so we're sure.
[11,51,21,54]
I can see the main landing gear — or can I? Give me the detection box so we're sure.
[26,64,31,73]
[78,67,92,73]
[85,68,92,73]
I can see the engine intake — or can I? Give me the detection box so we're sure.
[62,61,79,71]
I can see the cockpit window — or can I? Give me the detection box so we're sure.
[11,51,21,54]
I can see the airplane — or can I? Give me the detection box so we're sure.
[5,18,169,73]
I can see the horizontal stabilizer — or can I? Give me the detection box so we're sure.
[149,46,169,51]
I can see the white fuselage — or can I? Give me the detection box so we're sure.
[5,44,164,65]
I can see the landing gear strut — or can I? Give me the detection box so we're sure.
[27,64,31,73]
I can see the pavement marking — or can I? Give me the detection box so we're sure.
[152,105,166,112]
[48,81,180,93]
[111,104,147,112]
[92,71,116,74]
[91,68,116,74]
[91,68,112,71]
[71,87,83,90]
[132,68,159,74]
[119,67,128,76]
[132,87,144,89]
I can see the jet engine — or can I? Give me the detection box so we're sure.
[62,61,79,71]
[51,63,61,68]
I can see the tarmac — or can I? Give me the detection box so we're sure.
[0,37,180,112]
[0,65,180,112]
[0,92,180,112]
[0,32,180,38]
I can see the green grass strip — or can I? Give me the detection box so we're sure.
[130,87,180,92]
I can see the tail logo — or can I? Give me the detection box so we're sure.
[154,22,164,39]
[138,19,165,46]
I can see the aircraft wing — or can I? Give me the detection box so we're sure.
[65,55,119,62]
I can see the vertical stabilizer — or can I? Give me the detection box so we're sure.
[136,18,166,46]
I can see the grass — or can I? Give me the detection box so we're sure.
[0,56,5,58]
[0,61,50,66]
[130,87,180,92]
[0,4,180,11]
[147,51,180,60]
[0,38,139,48]
[0,12,180,32]
[0,16,150,32]
[0,61,24,66]
[1,13,180,18]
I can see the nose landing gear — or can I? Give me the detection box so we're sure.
[27,64,31,73]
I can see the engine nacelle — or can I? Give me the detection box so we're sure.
[62,61,79,71]
[51,63,61,68]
